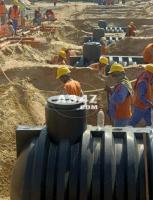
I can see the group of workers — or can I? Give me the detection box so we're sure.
[0,0,56,36]
[55,45,153,127]
[56,63,153,127]
[33,7,56,26]
[0,2,20,36]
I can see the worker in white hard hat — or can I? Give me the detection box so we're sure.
[105,63,133,127]
[89,56,109,78]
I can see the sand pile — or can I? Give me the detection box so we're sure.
[0,80,46,198]
[109,37,153,55]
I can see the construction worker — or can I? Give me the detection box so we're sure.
[8,5,20,34]
[106,63,133,127]
[48,50,67,64]
[45,8,56,21]
[143,43,153,64]
[65,48,77,65]
[0,20,15,36]
[89,56,109,78]
[129,64,153,127]
[0,0,6,25]
[18,0,26,28]
[33,7,42,26]
[126,22,136,37]
[53,0,57,7]
[56,66,83,96]
[100,37,109,55]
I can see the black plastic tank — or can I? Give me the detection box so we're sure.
[11,125,153,200]
[83,42,101,64]
[93,28,105,42]
[45,95,86,143]
[83,36,93,43]
[98,20,107,29]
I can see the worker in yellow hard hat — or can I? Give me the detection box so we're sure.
[89,56,109,78]
[56,65,83,96]
[105,63,133,127]
[48,50,67,64]
[129,64,153,127]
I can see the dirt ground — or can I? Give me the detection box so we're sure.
[0,1,153,199]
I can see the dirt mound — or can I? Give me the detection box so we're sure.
[0,81,46,198]
[1,44,46,62]
[109,37,153,55]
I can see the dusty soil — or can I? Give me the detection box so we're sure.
[0,1,153,199]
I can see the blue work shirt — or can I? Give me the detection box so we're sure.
[137,81,152,106]
[109,84,129,119]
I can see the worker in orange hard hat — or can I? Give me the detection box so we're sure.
[89,56,109,78]
[8,4,20,34]
[105,63,133,127]
[143,43,153,64]
[0,0,6,25]
[126,21,136,37]
[129,64,153,127]
[56,66,83,96]
[48,50,67,65]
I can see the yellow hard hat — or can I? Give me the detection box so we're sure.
[61,47,67,51]
[108,63,125,74]
[56,66,71,79]
[99,56,109,65]
[59,50,66,59]
[145,64,153,73]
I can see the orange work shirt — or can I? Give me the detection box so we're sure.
[9,7,20,20]
[143,43,153,63]
[64,80,82,96]
[90,62,106,76]
[0,3,5,17]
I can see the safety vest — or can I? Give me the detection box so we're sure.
[133,78,152,110]
[64,80,82,96]
[114,80,133,120]
[0,3,5,17]
[143,43,153,63]
[10,7,20,20]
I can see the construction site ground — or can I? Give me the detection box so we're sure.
[1,1,153,199]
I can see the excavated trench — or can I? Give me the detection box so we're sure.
[0,2,153,199]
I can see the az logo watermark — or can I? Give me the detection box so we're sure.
[80,94,98,110]
[55,94,98,110]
